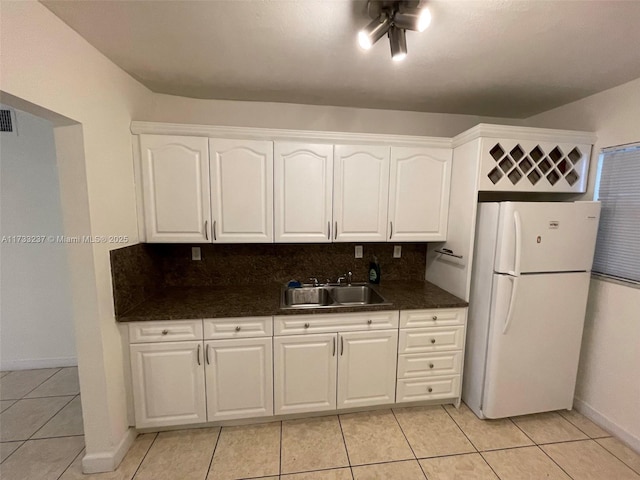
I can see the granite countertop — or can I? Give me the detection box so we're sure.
[116,281,468,322]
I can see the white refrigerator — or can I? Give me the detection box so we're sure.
[463,201,600,419]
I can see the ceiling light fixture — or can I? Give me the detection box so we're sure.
[357,1,431,60]
[389,27,407,61]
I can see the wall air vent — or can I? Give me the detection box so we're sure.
[0,110,14,132]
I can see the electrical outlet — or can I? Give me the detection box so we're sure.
[393,245,402,258]
[191,247,202,261]
[355,245,363,258]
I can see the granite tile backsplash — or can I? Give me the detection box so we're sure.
[110,243,427,315]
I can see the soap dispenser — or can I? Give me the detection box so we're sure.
[368,256,381,284]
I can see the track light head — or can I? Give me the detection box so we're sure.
[358,12,391,50]
[389,26,407,61]
[394,7,431,32]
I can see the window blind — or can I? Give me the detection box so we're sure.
[593,143,640,283]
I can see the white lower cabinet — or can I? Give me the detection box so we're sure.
[337,330,398,408]
[396,308,467,404]
[274,327,398,415]
[274,333,337,415]
[205,337,273,421]
[130,341,207,429]
[128,308,466,429]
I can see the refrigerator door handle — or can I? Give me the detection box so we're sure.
[503,276,519,334]
[508,210,522,276]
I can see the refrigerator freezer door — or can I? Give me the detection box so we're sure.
[494,202,600,274]
[482,272,590,419]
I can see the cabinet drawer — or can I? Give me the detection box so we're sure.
[129,320,203,343]
[397,351,462,379]
[204,317,273,339]
[399,326,464,354]
[396,375,460,403]
[400,308,466,328]
[274,311,399,335]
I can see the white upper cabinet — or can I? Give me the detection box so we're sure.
[209,139,274,243]
[389,147,452,242]
[140,135,211,243]
[274,142,333,243]
[333,145,391,242]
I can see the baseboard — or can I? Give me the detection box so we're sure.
[574,397,640,453]
[1,356,77,371]
[81,427,137,474]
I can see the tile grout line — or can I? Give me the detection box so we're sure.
[0,440,25,465]
[441,404,503,480]
[29,394,78,441]
[507,415,577,480]
[204,427,223,480]
[336,414,354,479]
[557,409,613,440]
[15,368,64,399]
[389,408,426,479]
[595,439,640,476]
[441,404,481,453]
[131,432,160,480]
[55,445,84,480]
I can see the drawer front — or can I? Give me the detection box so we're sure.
[396,375,460,403]
[129,320,203,343]
[204,316,273,339]
[274,311,399,335]
[397,351,463,379]
[399,326,464,354]
[400,308,466,328]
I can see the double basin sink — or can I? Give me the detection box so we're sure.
[281,283,391,310]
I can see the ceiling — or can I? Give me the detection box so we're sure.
[42,0,640,118]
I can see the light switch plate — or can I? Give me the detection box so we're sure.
[191,247,202,261]
[393,245,402,258]
[355,245,363,258]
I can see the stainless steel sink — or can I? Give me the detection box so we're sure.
[328,285,387,306]
[282,287,336,308]
[281,283,390,309]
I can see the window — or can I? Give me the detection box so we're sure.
[593,143,640,284]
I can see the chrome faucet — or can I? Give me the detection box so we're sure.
[336,272,353,286]
[308,277,319,287]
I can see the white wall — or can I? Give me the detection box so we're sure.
[0,107,76,370]
[145,94,524,137]
[1,1,153,472]
[527,76,640,450]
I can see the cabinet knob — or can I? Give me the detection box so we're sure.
[367,319,372,325]
[304,323,310,329]
[235,326,241,332]
[429,363,434,369]
[427,387,433,393]
[161,329,169,335]
[432,315,438,321]
[430,338,436,344]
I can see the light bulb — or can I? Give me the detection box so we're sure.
[358,31,373,50]
[418,7,432,32]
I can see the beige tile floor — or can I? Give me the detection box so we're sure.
[2,368,640,480]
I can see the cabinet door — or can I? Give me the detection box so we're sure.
[205,338,273,421]
[140,135,211,243]
[209,139,273,243]
[334,145,390,242]
[389,147,452,241]
[274,142,333,242]
[130,341,206,428]
[337,330,398,409]
[274,334,337,415]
